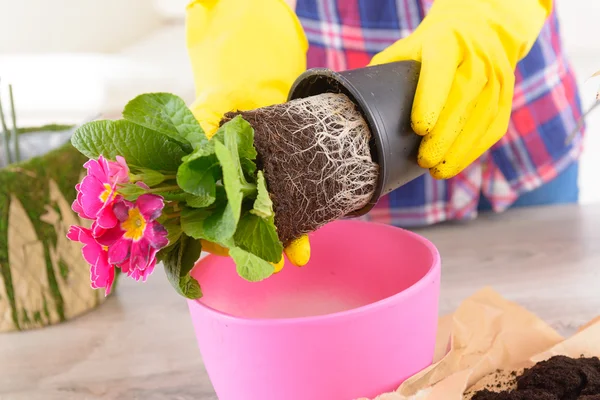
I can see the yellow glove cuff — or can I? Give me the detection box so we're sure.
[185,0,308,137]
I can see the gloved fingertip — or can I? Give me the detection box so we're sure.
[411,117,435,137]
[417,148,441,170]
[271,254,285,274]
[429,162,460,180]
[284,235,311,267]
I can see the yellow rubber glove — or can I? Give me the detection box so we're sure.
[370,0,553,179]
[185,0,311,267]
[186,0,307,137]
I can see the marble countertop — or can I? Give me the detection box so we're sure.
[2,204,600,399]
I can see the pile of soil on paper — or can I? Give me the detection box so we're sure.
[472,356,600,400]
[221,93,379,246]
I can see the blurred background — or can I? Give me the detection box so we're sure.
[0,0,599,201]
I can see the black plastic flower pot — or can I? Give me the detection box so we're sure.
[287,61,426,217]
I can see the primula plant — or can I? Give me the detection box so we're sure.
[68,93,284,299]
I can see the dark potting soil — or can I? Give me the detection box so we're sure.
[222,109,327,246]
[472,356,600,400]
[221,96,378,246]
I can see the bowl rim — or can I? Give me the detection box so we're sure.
[189,219,441,326]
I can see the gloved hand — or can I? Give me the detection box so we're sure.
[370,0,552,179]
[185,0,311,267]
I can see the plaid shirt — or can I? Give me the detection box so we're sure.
[295,0,585,227]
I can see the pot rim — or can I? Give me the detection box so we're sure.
[189,219,441,326]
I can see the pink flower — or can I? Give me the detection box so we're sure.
[71,155,130,236]
[67,225,116,296]
[99,194,168,282]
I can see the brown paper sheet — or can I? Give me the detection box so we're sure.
[359,287,600,400]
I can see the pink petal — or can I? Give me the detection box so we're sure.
[137,194,164,221]
[136,181,150,190]
[71,199,87,219]
[79,175,107,217]
[67,225,83,242]
[104,266,115,296]
[95,205,118,230]
[142,249,159,282]
[146,222,169,249]
[81,240,105,267]
[108,156,130,183]
[113,200,133,222]
[130,239,151,274]
[108,238,131,264]
[119,258,131,274]
[89,251,115,296]
[95,225,124,246]
[91,221,106,238]
[84,157,109,182]
[91,217,107,237]
[73,226,99,247]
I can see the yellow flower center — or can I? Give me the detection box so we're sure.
[121,207,147,241]
[101,245,109,252]
[99,183,115,203]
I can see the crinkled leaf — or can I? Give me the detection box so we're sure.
[250,171,274,218]
[229,247,274,282]
[122,93,210,154]
[176,155,219,207]
[163,234,203,299]
[234,213,282,263]
[71,119,185,171]
[180,207,210,239]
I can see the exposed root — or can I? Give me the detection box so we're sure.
[223,93,379,245]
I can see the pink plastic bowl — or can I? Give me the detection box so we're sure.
[187,220,441,400]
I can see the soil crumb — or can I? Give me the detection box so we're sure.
[222,93,379,245]
[472,356,600,400]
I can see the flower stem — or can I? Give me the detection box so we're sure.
[241,182,257,197]
[8,85,20,163]
[162,212,181,220]
[146,185,180,194]
[0,79,12,165]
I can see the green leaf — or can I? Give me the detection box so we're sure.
[161,190,189,202]
[176,155,219,207]
[117,183,147,201]
[180,207,210,239]
[71,119,185,171]
[200,138,246,242]
[134,168,166,187]
[185,194,215,208]
[163,234,203,299]
[241,158,257,181]
[122,93,210,154]
[185,116,257,162]
[234,213,282,263]
[203,202,238,243]
[223,115,257,160]
[230,247,274,282]
[164,220,183,246]
[251,171,274,218]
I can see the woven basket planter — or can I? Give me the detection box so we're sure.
[0,125,114,332]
